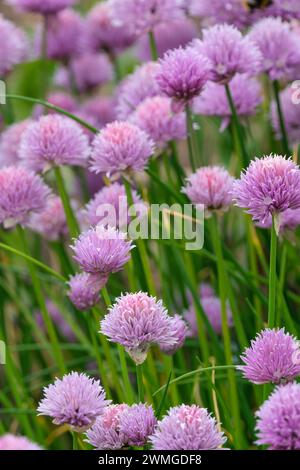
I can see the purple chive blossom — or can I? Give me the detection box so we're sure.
[0,166,51,229]
[193,74,262,131]
[86,2,137,53]
[0,14,27,77]
[32,92,78,120]
[80,97,116,130]
[70,52,113,93]
[67,272,107,311]
[249,18,300,81]
[200,282,215,298]
[238,328,300,385]
[6,0,77,14]
[82,182,147,229]
[262,0,300,21]
[271,86,300,146]
[156,47,211,108]
[110,0,184,36]
[0,120,33,167]
[119,404,157,447]
[189,0,252,28]
[71,226,133,275]
[89,121,154,177]
[28,196,67,241]
[255,382,300,450]
[100,292,178,364]
[19,114,90,172]
[35,299,75,342]
[116,62,161,120]
[183,166,234,215]
[184,297,233,337]
[37,372,109,432]
[150,405,226,450]
[159,314,188,355]
[86,404,129,450]
[193,24,262,84]
[129,96,186,147]
[232,154,300,229]
[0,434,42,450]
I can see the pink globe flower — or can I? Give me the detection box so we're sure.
[70,52,113,93]
[0,14,27,77]
[86,404,129,450]
[67,272,107,311]
[119,403,157,447]
[28,196,67,241]
[7,0,77,15]
[0,120,33,167]
[0,434,41,450]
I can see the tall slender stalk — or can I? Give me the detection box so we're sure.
[54,166,80,239]
[268,216,277,328]
[225,83,248,167]
[148,30,158,61]
[273,80,290,156]
[136,364,144,402]
[185,104,196,172]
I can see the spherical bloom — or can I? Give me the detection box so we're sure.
[67,272,107,311]
[193,24,262,84]
[238,328,300,385]
[0,14,27,76]
[83,182,146,229]
[249,18,300,81]
[0,434,41,450]
[189,0,251,29]
[233,155,300,227]
[28,196,67,241]
[150,405,226,450]
[271,86,300,146]
[71,226,133,275]
[116,62,161,120]
[0,120,32,167]
[90,121,154,176]
[129,96,186,147]
[81,97,116,130]
[7,0,77,14]
[119,404,157,447]
[86,2,137,53]
[86,404,129,450]
[184,297,233,337]
[36,299,75,342]
[37,372,109,432]
[100,292,178,364]
[255,383,300,450]
[19,114,90,172]
[159,314,188,354]
[193,74,262,131]
[183,166,234,215]
[156,47,211,107]
[70,52,113,93]
[110,0,184,35]
[0,166,51,229]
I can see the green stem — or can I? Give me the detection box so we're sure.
[136,364,144,402]
[71,431,78,450]
[54,166,80,239]
[185,103,196,172]
[225,83,248,166]
[268,217,277,328]
[148,30,159,61]
[273,80,290,156]
[277,242,287,327]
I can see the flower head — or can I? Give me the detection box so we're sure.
[67,272,106,311]
[81,97,116,130]
[159,314,188,355]
[100,292,178,364]
[19,115,90,172]
[266,0,300,20]
[0,14,27,76]
[150,404,226,450]
[190,0,251,29]
[71,226,133,275]
[271,86,300,146]
[193,24,261,84]
[37,372,109,432]
[183,166,234,215]
[86,404,129,449]
[0,120,33,167]
[70,52,113,93]
[238,328,300,384]
[249,18,300,80]
[256,382,300,449]
[0,166,51,229]
[184,297,233,337]
[90,121,154,176]
[7,0,77,14]
[28,196,67,241]
[36,299,75,342]
[119,404,157,447]
[233,155,300,228]
[0,434,41,450]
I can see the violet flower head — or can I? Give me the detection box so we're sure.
[266,0,300,20]
[0,14,27,77]
[0,434,41,450]
[70,52,113,93]
[159,314,188,355]
[189,0,251,29]
[37,372,109,432]
[193,74,262,131]
[233,154,300,229]
[0,166,51,229]
[183,166,234,215]
[28,196,67,241]
[36,299,75,342]
[271,86,300,146]
[249,18,300,81]
[90,121,154,176]
[81,97,116,130]
[150,405,226,450]
[116,62,161,120]
[100,292,178,364]
[184,297,233,337]
[255,382,300,450]
[238,328,300,385]
[19,114,90,172]
[86,404,129,450]
[193,24,262,84]
[6,0,77,14]
[110,0,184,36]
[130,96,186,147]
[67,272,107,311]
[71,225,133,275]
[0,120,33,167]
[156,47,211,107]
[200,282,215,299]
[119,404,157,447]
